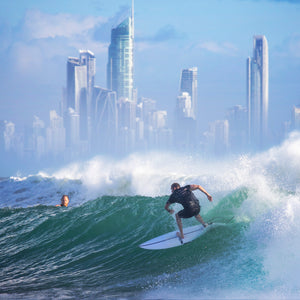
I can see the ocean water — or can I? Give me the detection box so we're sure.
[1,131,300,299]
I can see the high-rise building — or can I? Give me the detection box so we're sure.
[66,57,86,143]
[176,92,192,119]
[65,50,95,146]
[66,57,80,111]
[247,35,269,148]
[107,4,134,101]
[67,108,80,148]
[180,67,197,120]
[79,50,96,139]
[93,87,118,153]
[46,110,66,156]
[3,121,15,152]
[174,68,197,151]
[32,116,46,160]
[79,50,96,99]
[106,2,135,151]
[227,105,248,152]
[207,120,229,156]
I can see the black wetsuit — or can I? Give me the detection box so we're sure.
[167,185,200,218]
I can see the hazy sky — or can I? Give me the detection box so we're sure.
[0,0,300,134]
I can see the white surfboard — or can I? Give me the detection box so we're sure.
[139,224,211,250]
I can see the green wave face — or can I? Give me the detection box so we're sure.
[0,189,266,298]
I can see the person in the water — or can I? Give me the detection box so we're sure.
[56,195,70,207]
[165,183,213,239]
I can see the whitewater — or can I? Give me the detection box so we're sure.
[0,131,300,299]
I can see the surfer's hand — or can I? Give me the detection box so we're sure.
[207,195,213,202]
[169,209,175,214]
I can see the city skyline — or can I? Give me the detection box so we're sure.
[0,0,300,140]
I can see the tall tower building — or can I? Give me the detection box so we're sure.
[180,67,198,120]
[66,57,87,143]
[176,92,192,119]
[79,50,96,99]
[65,50,95,146]
[46,110,66,156]
[93,87,118,153]
[106,2,135,152]
[66,57,80,111]
[212,120,229,156]
[247,35,269,148]
[79,50,96,140]
[107,3,134,101]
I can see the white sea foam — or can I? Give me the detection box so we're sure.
[1,131,299,210]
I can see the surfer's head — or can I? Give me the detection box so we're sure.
[60,195,70,207]
[171,183,180,192]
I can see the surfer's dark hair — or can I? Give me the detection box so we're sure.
[171,183,180,190]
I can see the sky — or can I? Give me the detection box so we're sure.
[0,0,300,135]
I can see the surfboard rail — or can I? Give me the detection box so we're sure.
[139,224,211,250]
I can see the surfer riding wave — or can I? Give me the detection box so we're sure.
[165,183,213,239]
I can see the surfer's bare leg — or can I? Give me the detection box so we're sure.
[175,213,184,239]
[195,214,207,227]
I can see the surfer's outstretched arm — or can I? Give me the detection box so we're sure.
[190,184,212,202]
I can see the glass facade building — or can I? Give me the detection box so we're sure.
[247,35,269,148]
[66,51,95,144]
[180,67,198,120]
[107,12,134,101]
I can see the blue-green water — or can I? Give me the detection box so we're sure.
[0,192,259,299]
[1,133,300,299]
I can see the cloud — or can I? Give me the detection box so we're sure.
[136,24,185,43]
[151,24,185,42]
[0,9,112,77]
[0,8,113,123]
[93,5,130,43]
[195,41,239,56]
[23,9,106,40]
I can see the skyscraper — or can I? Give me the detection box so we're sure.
[247,35,269,148]
[180,67,198,120]
[176,92,193,120]
[93,87,118,153]
[66,57,80,112]
[79,50,96,100]
[46,110,66,156]
[212,120,229,156]
[174,68,198,151]
[106,2,135,151]
[65,50,95,146]
[79,50,96,140]
[107,4,134,101]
